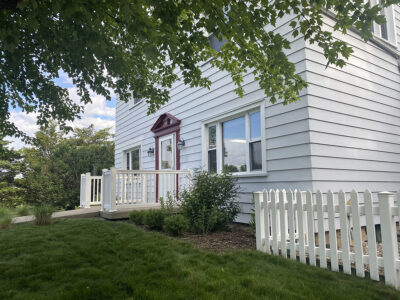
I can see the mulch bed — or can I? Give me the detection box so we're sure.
[178,223,256,253]
[120,219,256,253]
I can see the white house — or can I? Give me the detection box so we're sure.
[113,7,400,223]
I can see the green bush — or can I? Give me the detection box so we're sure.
[129,210,146,225]
[143,209,165,230]
[16,204,31,216]
[163,214,188,236]
[160,192,176,215]
[0,207,12,229]
[181,171,240,234]
[33,203,54,225]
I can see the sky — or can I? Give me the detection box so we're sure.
[8,71,116,149]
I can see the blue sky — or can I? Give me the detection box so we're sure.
[9,71,116,149]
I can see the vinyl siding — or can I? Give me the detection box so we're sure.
[305,13,400,193]
[115,15,313,223]
[394,5,400,49]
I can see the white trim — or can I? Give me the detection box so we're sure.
[201,98,266,124]
[128,97,143,109]
[201,99,267,176]
[159,133,176,170]
[370,2,397,47]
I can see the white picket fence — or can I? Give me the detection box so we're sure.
[80,173,102,208]
[101,168,193,211]
[253,189,400,290]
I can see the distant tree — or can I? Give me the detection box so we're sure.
[1,0,396,139]
[0,137,25,207]
[22,124,114,209]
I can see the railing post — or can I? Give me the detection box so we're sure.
[379,192,400,290]
[81,172,91,208]
[254,192,264,251]
[100,169,107,211]
[80,174,85,208]
[110,167,117,211]
[142,174,147,203]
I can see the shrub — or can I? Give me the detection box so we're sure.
[16,204,31,216]
[143,209,165,230]
[160,192,176,215]
[33,203,54,225]
[181,171,240,234]
[129,210,146,225]
[0,207,12,229]
[164,214,188,236]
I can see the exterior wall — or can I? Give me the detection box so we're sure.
[115,8,400,223]
[305,13,400,193]
[115,15,313,223]
[395,5,400,49]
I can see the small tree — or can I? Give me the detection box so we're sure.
[181,171,240,234]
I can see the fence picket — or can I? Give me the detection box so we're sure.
[271,190,278,255]
[379,192,400,289]
[263,190,271,254]
[316,191,327,268]
[350,190,364,278]
[296,190,306,263]
[306,191,316,266]
[254,192,263,251]
[364,190,379,281]
[338,190,351,275]
[287,190,296,260]
[327,190,339,271]
[279,190,287,258]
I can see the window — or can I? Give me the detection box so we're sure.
[159,134,175,170]
[208,34,227,52]
[128,97,143,109]
[125,147,141,170]
[370,1,397,45]
[204,107,265,175]
[223,116,246,172]
[208,125,217,173]
[249,111,262,171]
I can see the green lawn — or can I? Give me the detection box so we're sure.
[0,219,398,300]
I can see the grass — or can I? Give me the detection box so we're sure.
[0,219,398,300]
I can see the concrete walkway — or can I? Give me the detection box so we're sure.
[12,206,101,224]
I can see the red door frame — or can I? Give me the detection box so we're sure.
[150,113,181,202]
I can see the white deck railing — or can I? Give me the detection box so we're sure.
[80,173,102,208]
[100,168,193,211]
[254,189,400,290]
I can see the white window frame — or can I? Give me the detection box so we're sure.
[159,133,176,170]
[370,1,397,47]
[128,93,143,109]
[123,146,141,170]
[201,101,267,177]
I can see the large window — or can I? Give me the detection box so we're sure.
[205,108,264,175]
[125,147,141,170]
[370,1,397,45]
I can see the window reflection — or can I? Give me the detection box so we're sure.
[161,139,173,169]
[223,117,246,172]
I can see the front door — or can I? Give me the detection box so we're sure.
[159,133,176,170]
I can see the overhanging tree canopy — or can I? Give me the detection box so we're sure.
[0,0,396,139]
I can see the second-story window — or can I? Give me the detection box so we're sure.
[208,34,227,52]
[370,1,397,45]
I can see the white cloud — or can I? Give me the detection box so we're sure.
[8,73,116,149]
